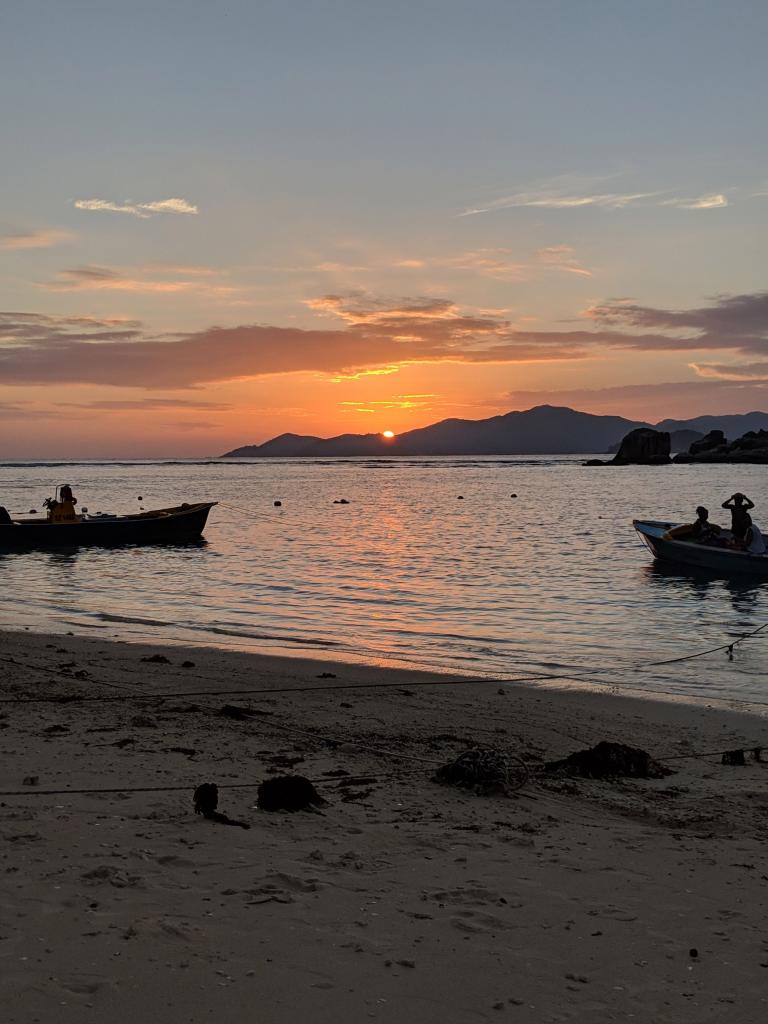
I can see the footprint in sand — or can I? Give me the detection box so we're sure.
[431,885,498,905]
[586,904,638,922]
[431,885,523,909]
[265,872,323,893]
[245,873,323,904]
[57,974,109,995]
[81,865,141,889]
[450,909,518,934]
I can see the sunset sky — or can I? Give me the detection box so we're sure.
[2,0,768,456]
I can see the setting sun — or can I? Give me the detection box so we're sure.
[382,430,395,438]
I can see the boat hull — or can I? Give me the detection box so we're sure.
[0,502,216,552]
[633,519,768,578]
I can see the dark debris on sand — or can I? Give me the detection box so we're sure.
[545,741,673,779]
[434,748,527,795]
[257,775,327,812]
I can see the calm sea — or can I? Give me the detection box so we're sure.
[1,456,767,706]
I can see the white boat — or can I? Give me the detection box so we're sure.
[633,519,768,578]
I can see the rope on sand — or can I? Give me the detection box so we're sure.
[643,620,768,667]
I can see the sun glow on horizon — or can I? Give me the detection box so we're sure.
[382,430,395,438]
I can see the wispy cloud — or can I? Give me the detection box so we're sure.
[660,193,728,209]
[393,245,591,280]
[689,361,768,381]
[0,228,73,250]
[73,197,198,218]
[461,190,659,216]
[443,250,528,281]
[461,184,730,216]
[536,245,592,277]
[0,311,141,346]
[329,366,401,382]
[339,395,435,411]
[56,398,233,411]
[45,264,238,300]
[315,261,369,273]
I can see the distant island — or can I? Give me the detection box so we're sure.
[221,405,768,458]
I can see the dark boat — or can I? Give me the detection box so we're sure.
[634,519,768,578]
[0,502,216,552]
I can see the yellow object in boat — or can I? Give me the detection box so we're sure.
[48,499,80,523]
[47,484,81,524]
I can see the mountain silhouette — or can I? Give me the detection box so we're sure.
[221,405,768,458]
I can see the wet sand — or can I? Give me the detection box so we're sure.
[1,628,767,1023]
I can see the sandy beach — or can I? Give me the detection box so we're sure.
[1,628,768,1024]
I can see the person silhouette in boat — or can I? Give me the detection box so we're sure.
[722,492,755,542]
[45,484,80,524]
[738,514,766,555]
[665,506,721,544]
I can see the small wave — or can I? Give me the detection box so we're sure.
[95,610,339,647]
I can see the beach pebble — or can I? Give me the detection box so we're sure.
[141,654,170,664]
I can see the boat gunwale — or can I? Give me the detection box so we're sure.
[6,501,217,529]
[633,517,768,573]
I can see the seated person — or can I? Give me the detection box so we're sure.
[664,506,722,543]
[47,484,80,524]
[742,515,766,556]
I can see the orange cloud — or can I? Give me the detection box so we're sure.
[0,228,73,250]
[4,291,766,392]
[0,301,590,389]
[45,264,240,300]
[392,246,590,281]
[536,245,592,277]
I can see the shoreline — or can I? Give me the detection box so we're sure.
[2,628,768,1022]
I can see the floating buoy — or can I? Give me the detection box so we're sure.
[457,495,464,500]
[274,500,282,507]
[510,493,517,498]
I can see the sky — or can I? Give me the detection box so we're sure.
[1,0,768,456]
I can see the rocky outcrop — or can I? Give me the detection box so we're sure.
[688,429,727,456]
[674,428,768,463]
[586,428,671,466]
[605,428,702,455]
